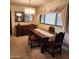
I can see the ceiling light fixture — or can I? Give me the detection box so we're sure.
[25,0,35,15]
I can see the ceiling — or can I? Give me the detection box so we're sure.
[10,0,53,7]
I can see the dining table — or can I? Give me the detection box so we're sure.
[31,28,55,53]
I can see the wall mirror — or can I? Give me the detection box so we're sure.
[15,11,24,22]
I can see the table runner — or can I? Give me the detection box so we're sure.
[34,29,55,41]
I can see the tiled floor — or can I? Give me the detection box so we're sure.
[10,36,69,59]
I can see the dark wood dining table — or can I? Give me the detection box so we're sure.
[30,28,55,53]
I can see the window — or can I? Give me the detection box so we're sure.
[56,14,63,26]
[45,12,56,25]
[40,14,45,23]
[25,15,33,22]
[40,12,63,26]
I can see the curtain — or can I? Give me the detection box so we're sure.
[60,4,68,32]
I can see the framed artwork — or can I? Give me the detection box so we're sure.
[15,11,33,22]
[24,15,33,22]
[15,11,24,22]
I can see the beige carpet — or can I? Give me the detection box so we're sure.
[10,35,69,59]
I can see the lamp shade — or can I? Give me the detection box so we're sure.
[25,7,35,15]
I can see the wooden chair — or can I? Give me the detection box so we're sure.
[49,27,55,34]
[30,24,37,30]
[45,32,65,57]
[28,33,40,48]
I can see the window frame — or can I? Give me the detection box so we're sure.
[40,13,63,27]
[40,14,45,24]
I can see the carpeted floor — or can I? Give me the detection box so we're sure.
[10,35,69,59]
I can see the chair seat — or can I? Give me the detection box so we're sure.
[45,41,55,47]
[29,34,39,40]
[30,36,37,40]
[28,34,40,48]
[47,41,61,48]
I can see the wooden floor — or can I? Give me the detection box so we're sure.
[10,36,69,59]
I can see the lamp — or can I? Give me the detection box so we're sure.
[25,0,35,15]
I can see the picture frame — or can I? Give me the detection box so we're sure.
[15,11,24,22]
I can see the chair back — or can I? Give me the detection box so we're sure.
[49,27,55,34]
[55,32,65,46]
[30,24,37,29]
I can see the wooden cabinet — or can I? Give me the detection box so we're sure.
[15,24,37,36]
[16,25,29,36]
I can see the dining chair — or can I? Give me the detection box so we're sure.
[28,33,40,48]
[49,27,55,34]
[45,32,65,57]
